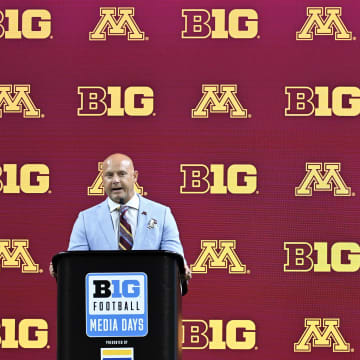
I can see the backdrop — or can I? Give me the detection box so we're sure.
[0,0,359,359]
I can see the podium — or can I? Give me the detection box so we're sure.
[52,251,187,360]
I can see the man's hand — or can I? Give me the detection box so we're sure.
[184,264,192,281]
[49,262,56,278]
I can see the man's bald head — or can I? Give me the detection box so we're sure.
[102,153,138,204]
[103,153,134,172]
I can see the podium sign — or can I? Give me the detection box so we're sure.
[85,272,148,337]
[52,251,186,360]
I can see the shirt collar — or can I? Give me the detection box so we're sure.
[107,193,139,213]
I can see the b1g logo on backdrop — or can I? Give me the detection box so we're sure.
[0,318,48,348]
[101,348,134,360]
[285,86,360,117]
[295,163,351,197]
[0,239,39,273]
[0,9,51,39]
[180,164,257,194]
[294,318,350,352]
[78,86,154,117]
[192,85,248,118]
[0,85,41,118]
[297,7,352,40]
[284,242,360,272]
[86,273,147,337]
[182,9,258,39]
[182,319,256,350]
[0,164,50,194]
[88,162,144,196]
[89,7,145,41]
[191,240,248,274]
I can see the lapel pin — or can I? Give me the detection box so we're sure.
[147,218,157,229]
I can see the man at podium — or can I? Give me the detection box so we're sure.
[50,153,191,280]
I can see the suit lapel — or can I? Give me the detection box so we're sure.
[97,200,116,249]
[135,194,148,247]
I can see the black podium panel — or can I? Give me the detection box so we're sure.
[52,251,185,360]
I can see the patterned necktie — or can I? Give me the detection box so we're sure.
[118,206,133,250]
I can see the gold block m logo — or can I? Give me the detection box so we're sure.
[89,7,145,41]
[192,84,248,118]
[294,318,350,352]
[0,85,40,118]
[297,7,352,40]
[295,163,351,196]
[191,240,247,274]
[0,239,39,273]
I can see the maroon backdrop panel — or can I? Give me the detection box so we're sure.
[0,0,359,359]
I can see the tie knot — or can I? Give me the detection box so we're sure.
[120,206,129,215]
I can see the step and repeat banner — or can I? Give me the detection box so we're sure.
[0,0,359,359]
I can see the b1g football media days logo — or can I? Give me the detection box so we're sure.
[285,86,360,117]
[192,85,249,118]
[182,9,258,39]
[284,242,360,272]
[0,164,50,194]
[77,86,154,117]
[101,348,134,360]
[180,164,257,194]
[295,163,352,197]
[0,85,41,118]
[88,162,144,196]
[89,7,145,41]
[296,7,352,40]
[0,9,52,39]
[191,240,248,274]
[86,273,147,337]
[294,318,350,352]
